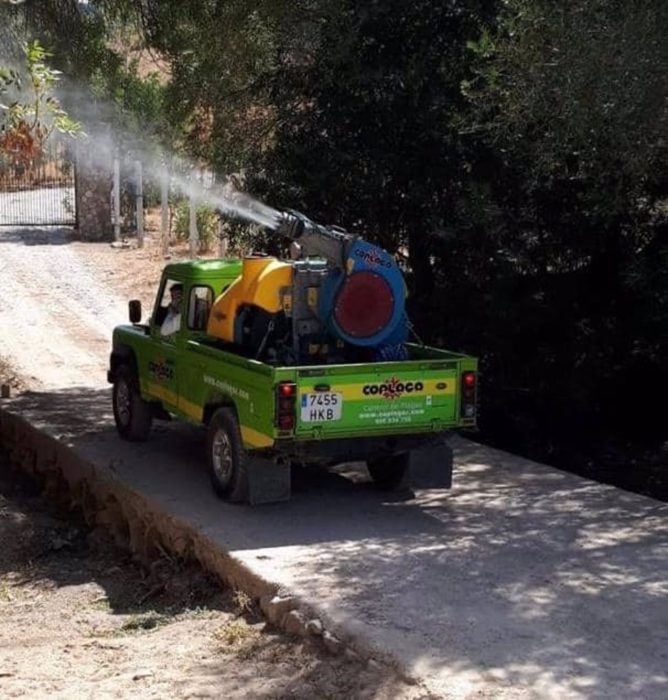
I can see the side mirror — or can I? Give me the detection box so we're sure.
[129,300,142,324]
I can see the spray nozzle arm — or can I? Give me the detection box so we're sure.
[275,209,354,268]
[276,209,353,243]
[276,210,308,240]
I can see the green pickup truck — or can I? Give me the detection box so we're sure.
[109,242,477,504]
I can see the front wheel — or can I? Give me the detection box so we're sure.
[366,453,409,490]
[112,365,153,441]
[206,408,249,503]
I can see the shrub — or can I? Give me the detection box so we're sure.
[173,200,219,253]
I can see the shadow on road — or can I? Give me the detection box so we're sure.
[1,387,448,545]
[0,226,76,246]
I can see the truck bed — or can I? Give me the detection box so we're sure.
[188,340,477,444]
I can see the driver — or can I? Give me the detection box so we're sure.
[160,283,183,337]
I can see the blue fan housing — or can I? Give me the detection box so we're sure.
[318,239,408,348]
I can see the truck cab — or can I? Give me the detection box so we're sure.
[115,260,243,416]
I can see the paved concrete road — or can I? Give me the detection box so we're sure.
[9,389,668,699]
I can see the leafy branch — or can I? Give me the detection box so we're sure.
[0,39,83,162]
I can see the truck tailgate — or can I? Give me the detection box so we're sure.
[294,360,459,437]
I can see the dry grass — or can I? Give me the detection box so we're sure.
[0,356,28,394]
[232,588,254,617]
[214,620,260,648]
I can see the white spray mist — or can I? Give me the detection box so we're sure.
[57,83,283,231]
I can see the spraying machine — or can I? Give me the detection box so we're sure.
[110,207,479,503]
[207,211,409,365]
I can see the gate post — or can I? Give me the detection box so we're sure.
[113,157,121,241]
[75,140,113,241]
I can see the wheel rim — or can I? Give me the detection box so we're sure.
[116,379,131,426]
[212,428,233,487]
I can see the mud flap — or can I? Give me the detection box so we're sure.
[247,457,291,505]
[408,436,453,489]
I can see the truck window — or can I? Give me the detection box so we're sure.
[188,285,214,331]
[155,278,183,335]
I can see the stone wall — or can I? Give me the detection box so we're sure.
[75,144,113,241]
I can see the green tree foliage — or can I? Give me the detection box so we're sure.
[461,0,667,449]
[0,39,83,160]
[1,0,171,143]
[252,0,499,334]
[130,0,301,167]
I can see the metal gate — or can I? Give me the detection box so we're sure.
[0,137,76,226]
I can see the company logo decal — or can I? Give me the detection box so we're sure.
[362,377,424,400]
[148,357,174,382]
[354,248,392,268]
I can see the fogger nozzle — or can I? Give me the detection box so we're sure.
[275,210,310,239]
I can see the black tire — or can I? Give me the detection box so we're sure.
[366,453,409,490]
[206,407,249,503]
[112,365,153,441]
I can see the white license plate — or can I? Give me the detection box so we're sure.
[300,392,343,422]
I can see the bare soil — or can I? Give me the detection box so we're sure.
[69,231,205,313]
[0,456,425,699]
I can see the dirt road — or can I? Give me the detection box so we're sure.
[0,227,126,389]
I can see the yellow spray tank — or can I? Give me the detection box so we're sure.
[207,256,293,343]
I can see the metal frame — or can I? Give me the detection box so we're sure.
[0,137,77,226]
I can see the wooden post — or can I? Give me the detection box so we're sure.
[135,160,144,248]
[189,193,198,256]
[113,158,121,241]
[218,216,228,257]
[161,174,169,255]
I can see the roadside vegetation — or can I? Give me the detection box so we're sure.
[0,0,666,497]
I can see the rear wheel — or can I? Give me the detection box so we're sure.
[366,453,409,490]
[112,365,152,441]
[207,408,249,503]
